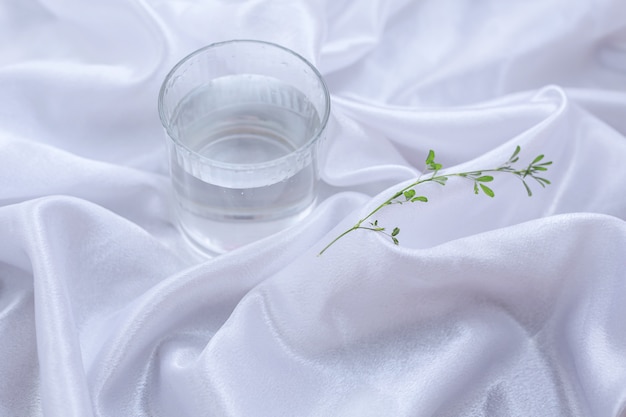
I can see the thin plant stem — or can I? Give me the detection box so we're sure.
[318,146,552,256]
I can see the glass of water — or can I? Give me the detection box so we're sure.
[158,40,331,255]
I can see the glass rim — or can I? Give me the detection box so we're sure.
[157,39,331,171]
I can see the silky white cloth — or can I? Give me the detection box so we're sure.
[1,0,626,416]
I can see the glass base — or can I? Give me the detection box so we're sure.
[175,202,315,257]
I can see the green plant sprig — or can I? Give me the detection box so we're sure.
[318,146,552,256]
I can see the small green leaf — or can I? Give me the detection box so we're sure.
[426,150,435,165]
[510,145,521,161]
[537,161,553,166]
[480,183,495,197]
[391,227,400,237]
[411,196,428,202]
[403,189,416,200]
[532,154,545,164]
[533,166,548,171]
[473,182,479,194]
[392,237,399,245]
[522,181,532,197]
[534,177,551,188]
[476,175,494,182]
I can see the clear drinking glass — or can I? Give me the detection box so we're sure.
[158,40,330,255]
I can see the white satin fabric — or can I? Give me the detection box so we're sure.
[1,0,626,416]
